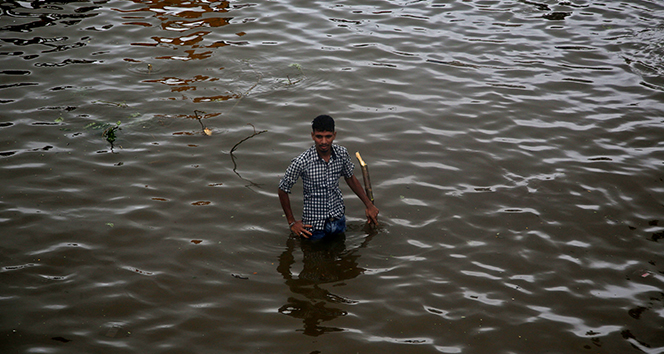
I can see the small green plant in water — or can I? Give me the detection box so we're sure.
[285,63,305,85]
[102,121,122,145]
[85,121,112,130]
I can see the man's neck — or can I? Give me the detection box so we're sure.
[316,146,333,162]
[317,150,332,162]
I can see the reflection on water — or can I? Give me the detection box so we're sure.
[0,1,99,34]
[277,231,376,336]
[115,0,237,53]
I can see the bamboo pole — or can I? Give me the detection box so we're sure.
[355,152,374,203]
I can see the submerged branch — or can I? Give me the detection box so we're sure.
[227,74,262,116]
[93,100,128,108]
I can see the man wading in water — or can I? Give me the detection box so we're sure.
[278,115,379,240]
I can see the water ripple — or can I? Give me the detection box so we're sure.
[1,0,664,353]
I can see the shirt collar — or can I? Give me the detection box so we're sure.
[309,145,336,162]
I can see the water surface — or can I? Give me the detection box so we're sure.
[1,0,664,353]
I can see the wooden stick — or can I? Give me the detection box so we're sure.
[355,152,374,203]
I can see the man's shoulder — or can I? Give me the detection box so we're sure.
[332,144,349,156]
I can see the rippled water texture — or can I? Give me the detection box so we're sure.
[1,0,663,353]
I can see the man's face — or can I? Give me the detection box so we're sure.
[311,130,336,155]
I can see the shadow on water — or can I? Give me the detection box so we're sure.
[277,226,378,337]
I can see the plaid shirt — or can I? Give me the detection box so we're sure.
[279,144,355,231]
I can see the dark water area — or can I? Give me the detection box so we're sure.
[1,0,664,353]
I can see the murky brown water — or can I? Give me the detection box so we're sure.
[1,0,664,353]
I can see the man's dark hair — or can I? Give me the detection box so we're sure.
[312,115,335,132]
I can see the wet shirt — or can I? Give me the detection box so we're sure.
[279,144,355,231]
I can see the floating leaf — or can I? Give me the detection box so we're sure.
[85,122,112,130]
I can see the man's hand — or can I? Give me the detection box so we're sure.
[279,188,313,237]
[365,204,379,225]
[290,220,313,238]
[345,175,380,226]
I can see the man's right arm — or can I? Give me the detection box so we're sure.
[278,188,312,238]
[278,188,296,226]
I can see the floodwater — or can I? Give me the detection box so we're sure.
[1,0,663,352]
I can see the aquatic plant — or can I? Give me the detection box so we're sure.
[102,121,121,146]
[285,63,305,85]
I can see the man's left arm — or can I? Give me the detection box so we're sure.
[345,175,379,225]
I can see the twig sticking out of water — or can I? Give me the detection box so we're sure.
[230,123,267,154]
[229,123,267,190]
[194,110,212,136]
